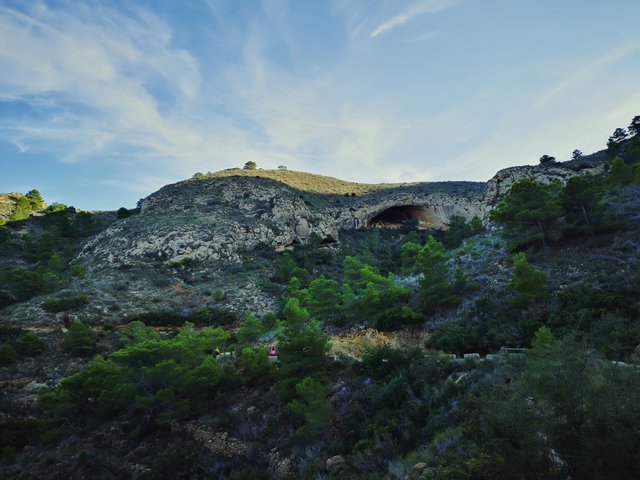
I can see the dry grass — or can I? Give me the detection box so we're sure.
[329,327,430,358]
[194,168,416,195]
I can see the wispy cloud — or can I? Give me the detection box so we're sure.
[2,0,639,210]
[0,1,202,176]
[370,0,460,38]
[535,41,640,107]
[405,29,440,43]
[0,1,424,193]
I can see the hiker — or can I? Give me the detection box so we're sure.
[214,347,221,357]
[269,347,277,356]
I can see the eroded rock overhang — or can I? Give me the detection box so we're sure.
[366,204,445,230]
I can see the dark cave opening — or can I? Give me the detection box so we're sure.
[367,205,438,230]
[321,235,338,245]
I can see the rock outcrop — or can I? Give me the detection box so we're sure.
[80,158,606,270]
[484,161,606,205]
[4,159,604,324]
[79,176,486,267]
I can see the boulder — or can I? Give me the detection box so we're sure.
[325,455,346,472]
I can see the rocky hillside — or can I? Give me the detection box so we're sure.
[3,135,640,479]
[0,157,607,327]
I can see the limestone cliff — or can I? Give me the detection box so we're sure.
[79,176,486,266]
[80,157,606,269]
[484,155,606,205]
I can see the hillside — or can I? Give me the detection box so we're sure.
[193,168,415,195]
[1,132,640,479]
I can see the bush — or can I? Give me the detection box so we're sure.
[239,347,272,383]
[63,320,96,355]
[9,196,33,221]
[0,345,17,366]
[16,332,44,356]
[116,207,130,219]
[46,203,66,213]
[509,253,547,306]
[490,179,563,251]
[237,312,265,346]
[42,294,90,313]
[428,322,474,355]
[0,418,46,465]
[3,268,49,301]
[126,308,237,327]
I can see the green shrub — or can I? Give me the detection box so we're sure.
[237,311,265,346]
[427,322,474,355]
[1,445,16,465]
[490,179,563,251]
[148,443,202,479]
[240,347,273,383]
[46,203,66,213]
[211,288,226,302]
[9,196,33,221]
[116,207,131,219]
[16,331,44,355]
[126,308,237,327]
[42,294,90,313]
[0,418,45,464]
[0,345,17,366]
[509,253,547,306]
[63,320,96,355]
[0,290,17,308]
[3,268,48,301]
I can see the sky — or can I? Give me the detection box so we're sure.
[1,0,639,211]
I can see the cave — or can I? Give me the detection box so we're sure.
[366,205,440,230]
[320,235,338,246]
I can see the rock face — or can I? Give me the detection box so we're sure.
[484,161,606,205]
[80,159,606,269]
[79,177,486,267]
[36,159,595,322]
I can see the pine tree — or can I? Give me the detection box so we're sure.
[63,320,96,355]
[509,253,547,306]
[490,179,562,251]
[416,236,458,313]
[25,189,43,209]
[561,174,605,236]
[277,299,329,395]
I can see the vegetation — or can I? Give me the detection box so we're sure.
[15,331,44,356]
[63,320,96,355]
[0,345,17,366]
[2,122,640,477]
[0,202,102,308]
[490,178,563,251]
[243,161,257,170]
[509,252,547,306]
[42,294,90,313]
[191,168,413,195]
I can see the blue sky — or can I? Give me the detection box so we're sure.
[1,0,639,210]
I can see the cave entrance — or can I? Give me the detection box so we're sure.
[367,205,438,230]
